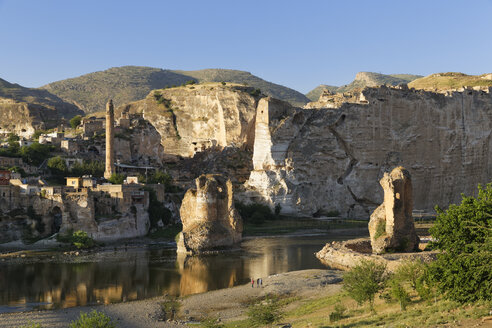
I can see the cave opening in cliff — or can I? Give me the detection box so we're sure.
[50,206,62,234]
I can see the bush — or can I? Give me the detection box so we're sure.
[387,279,411,311]
[247,296,283,326]
[70,115,82,129]
[71,230,94,249]
[20,322,43,328]
[329,302,346,322]
[343,259,388,311]
[57,230,95,249]
[19,142,54,166]
[201,316,224,328]
[71,160,105,177]
[145,187,173,228]
[235,202,275,225]
[69,310,115,328]
[47,156,68,177]
[428,183,492,303]
[108,173,126,184]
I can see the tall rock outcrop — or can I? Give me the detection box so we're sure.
[368,167,419,254]
[246,86,492,217]
[177,174,243,254]
[116,83,260,158]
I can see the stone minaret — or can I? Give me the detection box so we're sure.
[104,99,115,179]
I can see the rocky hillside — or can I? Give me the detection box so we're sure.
[306,72,422,100]
[305,84,338,101]
[408,72,492,91]
[41,66,310,113]
[0,78,83,136]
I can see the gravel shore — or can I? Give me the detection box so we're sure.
[0,269,342,328]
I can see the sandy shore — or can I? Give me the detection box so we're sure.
[0,269,342,328]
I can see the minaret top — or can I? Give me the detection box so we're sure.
[106,99,114,113]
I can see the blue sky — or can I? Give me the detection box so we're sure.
[0,0,491,93]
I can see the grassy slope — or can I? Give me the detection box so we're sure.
[41,66,193,113]
[220,290,490,328]
[41,66,310,113]
[408,72,492,90]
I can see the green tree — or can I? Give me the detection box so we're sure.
[70,115,82,129]
[343,259,388,312]
[428,183,492,303]
[47,156,68,177]
[71,160,104,177]
[108,173,125,184]
[19,143,53,166]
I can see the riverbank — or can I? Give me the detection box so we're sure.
[0,269,343,328]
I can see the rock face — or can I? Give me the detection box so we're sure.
[246,86,492,218]
[368,167,419,254]
[178,174,243,254]
[116,83,260,158]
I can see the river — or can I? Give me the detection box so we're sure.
[0,230,365,313]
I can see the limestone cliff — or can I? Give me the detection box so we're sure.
[116,83,260,158]
[178,174,243,254]
[246,86,492,218]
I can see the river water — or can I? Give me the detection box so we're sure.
[0,231,364,313]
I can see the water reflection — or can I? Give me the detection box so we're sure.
[0,233,355,313]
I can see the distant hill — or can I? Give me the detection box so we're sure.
[41,66,310,113]
[306,72,422,100]
[173,69,310,107]
[305,84,338,101]
[0,77,82,118]
[408,72,492,91]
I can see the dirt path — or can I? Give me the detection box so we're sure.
[0,269,342,328]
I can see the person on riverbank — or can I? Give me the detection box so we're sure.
[259,278,263,287]
[257,278,260,287]
[251,278,254,288]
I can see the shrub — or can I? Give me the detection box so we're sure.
[47,156,68,177]
[145,187,173,228]
[69,310,115,328]
[329,302,347,322]
[185,80,196,85]
[235,202,275,224]
[108,173,126,184]
[274,203,281,216]
[19,142,54,166]
[387,279,411,311]
[247,296,283,326]
[428,183,492,303]
[20,322,43,328]
[201,316,224,328]
[343,259,388,311]
[57,230,95,249]
[70,115,82,129]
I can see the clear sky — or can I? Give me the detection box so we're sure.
[1,0,491,93]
